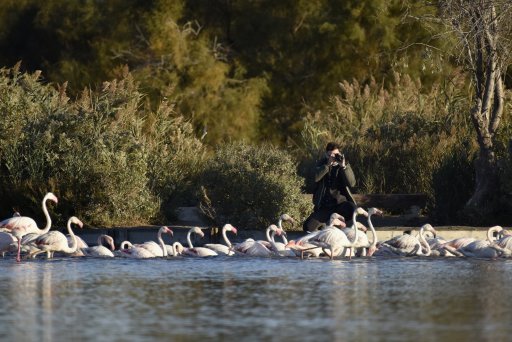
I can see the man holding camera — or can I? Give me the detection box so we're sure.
[303,142,357,232]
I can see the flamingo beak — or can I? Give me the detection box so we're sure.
[232,227,238,235]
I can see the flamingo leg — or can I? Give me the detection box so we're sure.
[16,239,21,262]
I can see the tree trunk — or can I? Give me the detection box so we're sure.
[466,146,498,209]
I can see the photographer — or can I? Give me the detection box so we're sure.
[303,142,357,232]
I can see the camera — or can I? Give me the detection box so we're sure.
[334,153,345,162]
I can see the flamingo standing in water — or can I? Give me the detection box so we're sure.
[0,232,16,257]
[442,226,512,258]
[138,226,174,257]
[181,227,218,257]
[81,235,116,257]
[233,225,283,257]
[32,216,83,259]
[118,226,173,258]
[273,213,295,250]
[286,213,346,258]
[375,224,436,257]
[0,192,58,262]
[301,208,368,259]
[345,207,381,257]
[204,224,238,255]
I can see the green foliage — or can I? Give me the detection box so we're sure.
[0,67,204,226]
[199,143,312,230]
[300,72,479,218]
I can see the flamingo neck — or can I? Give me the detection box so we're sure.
[97,235,104,246]
[157,229,167,257]
[367,213,378,248]
[349,210,359,245]
[121,241,133,249]
[38,197,53,234]
[268,231,279,253]
[265,227,272,242]
[222,226,232,247]
[173,242,184,256]
[187,231,194,248]
[277,219,288,244]
[418,227,431,256]
[64,222,78,254]
[487,226,502,242]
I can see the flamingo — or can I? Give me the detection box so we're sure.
[437,225,502,254]
[347,207,381,257]
[118,241,158,259]
[204,224,238,255]
[118,226,173,258]
[274,213,295,250]
[441,226,512,258]
[444,240,511,258]
[490,226,512,252]
[233,225,283,257]
[0,192,58,235]
[181,227,218,257]
[300,208,368,259]
[286,213,347,258]
[0,232,16,257]
[137,226,174,257]
[171,242,185,256]
[375,224,436,257]
[32,216,83,258]
[81,235,116,257]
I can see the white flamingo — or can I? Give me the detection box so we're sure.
[171,242,185,256]
[345,207,381,257]
[67,235,89,257]
[233,225,282,257]
[301,208,368,259]
[32,216,83,258]
[444,240,511,258]
[442,226,511,258]
[182,227,218,257]
[375,224,436,257]
[286,213,346,258]
[138,226,174,257]
[274,213,295,250]
[118,241,157,259]
[204,224,238,255]
[0,232,16,257]
[81,235,116,257]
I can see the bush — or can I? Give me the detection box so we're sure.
[199,143,312,230]
[0,66,204,226]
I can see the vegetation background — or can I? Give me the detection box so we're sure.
[0,0,510,229]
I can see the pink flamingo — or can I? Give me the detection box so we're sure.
[0,192,58,234]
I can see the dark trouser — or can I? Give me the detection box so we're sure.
[302,202,356,232]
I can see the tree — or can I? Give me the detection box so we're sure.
[436,1,512,213]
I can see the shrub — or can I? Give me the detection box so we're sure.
[199,143,312,230]
[0,66,204,226]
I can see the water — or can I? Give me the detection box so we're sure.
[0,256,511,342]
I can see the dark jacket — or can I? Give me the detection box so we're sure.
[312,157,357,211]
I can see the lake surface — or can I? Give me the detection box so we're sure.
[0,256,511,341]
